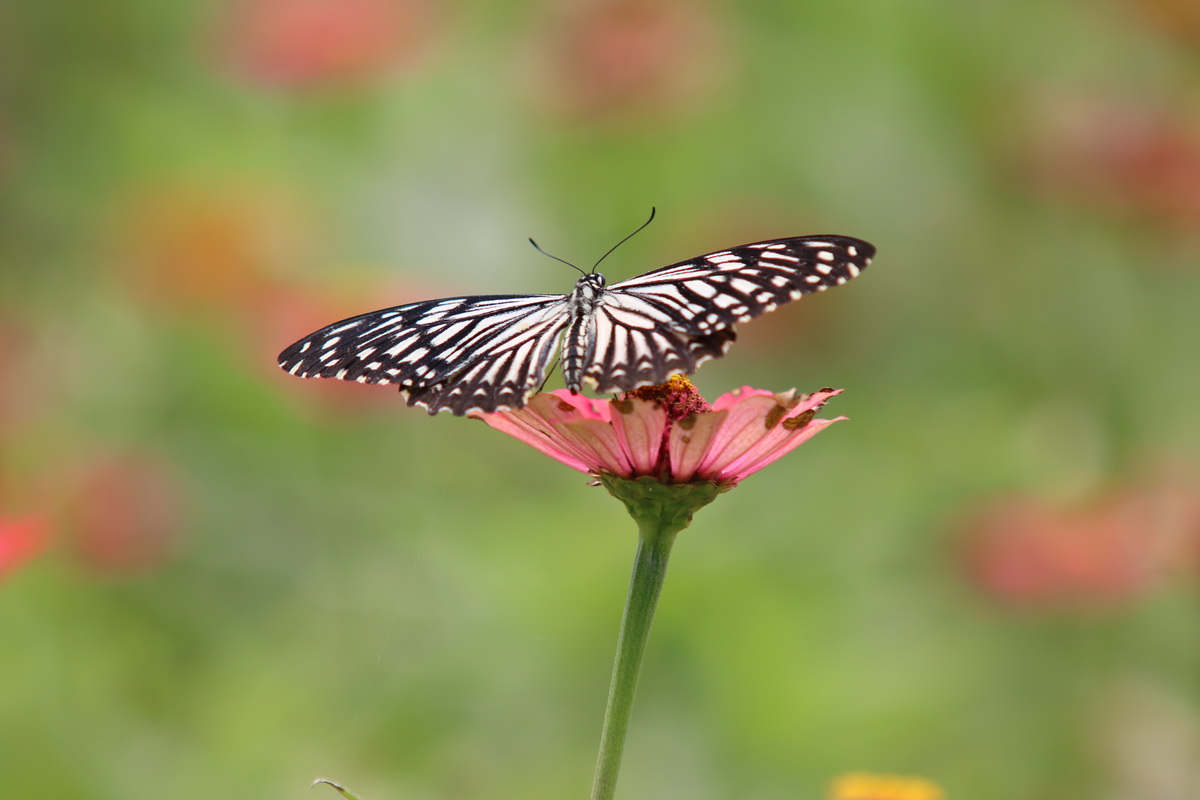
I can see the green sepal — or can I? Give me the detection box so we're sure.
[597,474,730,538]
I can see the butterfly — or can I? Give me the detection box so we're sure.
[278,228,875,415]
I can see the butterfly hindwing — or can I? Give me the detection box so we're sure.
[583,308,736,394]
[403,305,571,414]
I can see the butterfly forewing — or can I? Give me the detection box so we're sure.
[278,294,567,396]
[606,235,876,337]
[577,235,874,393]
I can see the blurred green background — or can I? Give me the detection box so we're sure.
[2,1,1199,798]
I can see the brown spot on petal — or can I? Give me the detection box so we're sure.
[677,414,698,430]
[613,398,634,414]
[783,409,816,430]
[558,400,577,412]
[764,405,787,430]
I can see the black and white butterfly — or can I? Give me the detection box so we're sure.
[278,230,875,415]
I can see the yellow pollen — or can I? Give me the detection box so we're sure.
[629,374,694,403]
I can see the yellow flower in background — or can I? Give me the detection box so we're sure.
[829,772,945,800]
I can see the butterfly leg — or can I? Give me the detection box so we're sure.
[537,356,562,394]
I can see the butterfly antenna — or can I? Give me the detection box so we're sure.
[591,207,657,274]
[529,237,587,276]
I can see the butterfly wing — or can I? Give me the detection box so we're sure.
[582,311,736,394]
[278,294,571,414]
[584,235,875,393]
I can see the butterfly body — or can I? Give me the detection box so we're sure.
[279,234,875,415]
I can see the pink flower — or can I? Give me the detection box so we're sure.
[217,0,438,89]
[529,0,724,122]
[469,375,844,485]
[0,515,47,581]
[65,453,185,575]
[957,475,1200,610]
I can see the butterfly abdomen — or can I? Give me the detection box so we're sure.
[562,273,607,392]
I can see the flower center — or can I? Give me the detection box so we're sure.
[626,374,711,422]
[621,375,712,479]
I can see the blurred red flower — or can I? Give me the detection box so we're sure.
[217,0,437,88]
[959,480,1200,609]
[111,182,308,313]
[1025,97,1200,234]
[64,453,185,575]
[0,515,48,581]
[532,0,726,121]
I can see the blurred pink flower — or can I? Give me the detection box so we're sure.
[532,0,726,121]
[65,453,185,575]
[0,515,47,581]
[959,481,1200,609]
[218,0,437,88]
[470,375,844,485]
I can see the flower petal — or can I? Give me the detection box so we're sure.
[667,409,729,483]
[547,388,612,421]
[471,406,593,473]
[553,418,635,474]
[470,392,624,473]
[710,385,784,411]
[716,416,845,483]
[691,395,789,477]
[696,389,842,482]
[710,389,841,478]
[610,397,669,475]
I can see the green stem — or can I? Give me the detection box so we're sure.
[591,476,727,800]
[591,516,677,800]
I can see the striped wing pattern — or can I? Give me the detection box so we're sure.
[278,294,569,415]
[583,235,875,394]
[582,312,736,395]
[277,233,875,414]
